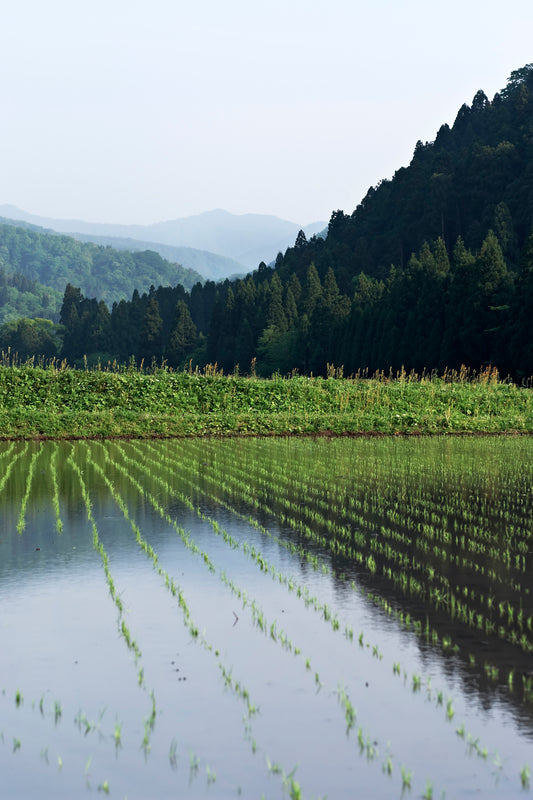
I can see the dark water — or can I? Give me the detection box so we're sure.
[0,437,532,799]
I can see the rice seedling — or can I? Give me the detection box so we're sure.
[5,433,530,798]
[0,444,28,500]
[16,444,42,534]
[113,720,122,749]
[336,684,356,734]
[382,756,393,776]
[105,441,426,790]
[107,437,526,796]
[206,765,216,786]
[446,699,454,721]
[189,752,200,781]
[142,721,151,756]
[80,444,308,792]
[49,444,63,533]
[169,738,178,769]
[401,765,412,790]
[283,770,302,800]
[75,710,96,737]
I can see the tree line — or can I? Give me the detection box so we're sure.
[2,64,533,379]
[0,222,202,309]
[13,223,525,381]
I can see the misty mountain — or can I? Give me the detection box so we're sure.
[53,233,247,283]
[0,221,204,310]
[0,206,326,273]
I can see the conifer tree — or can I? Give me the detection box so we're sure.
[302,263,322,318]
[139,296,163,364]
[166,300,197,368]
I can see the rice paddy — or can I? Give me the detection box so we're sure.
[1,435,533,798]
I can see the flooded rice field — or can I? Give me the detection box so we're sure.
[1,436,533,799]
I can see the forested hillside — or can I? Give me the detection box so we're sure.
[0,267,63,326]
[0,223,203,307]
[0,206,327,275]
[4,65,533,379]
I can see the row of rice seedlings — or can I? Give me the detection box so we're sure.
[359,475,532,598]
[66,449,157,754]
[16,444,43,534]
[365,525,533,654]
[191,439,533,658]
[137,441,467,659]
[17,442,42,534]
[145,443,511,756]
[120,443,506,794]
[124,441,351,638]
[113,434,508,672]
[1,687,114,790]
[0,442,28,500]
[188,443,533,777]
[2,440,388,792]
[81,443,300,794]
[357,502,533,653]
[232,446,482,572]
[166,446,440,624]
[1,440,524,800]
[82,443,212,637]
[101,442,418,794]
[130,440,532,792]
[49,444,63,534]
[159,438,533,713]
[283,453,533,677]
[205,456,520,788]
[0,441,15,462]
[94,441,301,697]
[101,446,326,798]
[218,436,531,574]
[4,688,204,797]
[335,444,533,588]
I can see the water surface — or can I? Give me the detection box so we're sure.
[1,437,532,798]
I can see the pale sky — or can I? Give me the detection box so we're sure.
[1,0,532,227]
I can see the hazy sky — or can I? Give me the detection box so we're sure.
[2,0,532,226]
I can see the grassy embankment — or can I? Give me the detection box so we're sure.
[1,360,533,439]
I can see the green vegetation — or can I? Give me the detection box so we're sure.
[15,63,527,378]
[0,222,203,307]
[0,361,533,440]
[3,68,533,379]
[2,436,533,796]
[0,268,62,326]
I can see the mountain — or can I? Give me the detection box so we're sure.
[272,66,533,291]
[0,206,326,274]
[0,222,204,309]
[12,66,533,377]
[51,233,246,283]
[0,209,248,282]
[180,63,533,378]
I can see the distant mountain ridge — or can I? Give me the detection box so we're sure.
[0,206,327,275]
[0,221,205,314]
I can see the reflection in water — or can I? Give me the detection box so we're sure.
[0,436,533,798]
